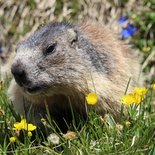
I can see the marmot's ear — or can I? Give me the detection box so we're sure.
[67,29,78,46]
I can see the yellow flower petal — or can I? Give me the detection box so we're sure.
[134,93,143,104]
[25,124,37,131]
[13,119,27,131]
[9,136,16,143]
[86,93,98,105]
[13,122,24,131]
[121,93,136,106]
[134,87,148,96]
[20,119,27,125]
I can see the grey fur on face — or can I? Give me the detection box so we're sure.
[12,22,114,95]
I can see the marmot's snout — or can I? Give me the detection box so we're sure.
[11,59,46,94]
[11,60,28,87]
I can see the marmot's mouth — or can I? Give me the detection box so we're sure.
[27,87,41,93]
[25,85,46,95]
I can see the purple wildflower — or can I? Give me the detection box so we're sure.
[118,16,128,25]
[120,23,137,38]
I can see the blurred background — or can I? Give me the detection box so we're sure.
[0,0,155,83]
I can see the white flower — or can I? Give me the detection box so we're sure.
[47,133,60,145]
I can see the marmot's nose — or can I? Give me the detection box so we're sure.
[11,60,27,86]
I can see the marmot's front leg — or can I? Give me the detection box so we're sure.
[8,80,47,126]
[24,103,47,128]
[8,79,25,114]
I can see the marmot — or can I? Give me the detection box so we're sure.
[8,21,141,130]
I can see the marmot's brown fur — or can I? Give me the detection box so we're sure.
[7,21,141,130]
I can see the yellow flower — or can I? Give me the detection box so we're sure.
[134,87,148,96]
[13,119,36,132]
[121,93,136,105]
[13,119,27,131]
[152,84,155,90]
[121,93,144,105]
[121,87,147,106]
[9,136,16,143]
[28,131,32,137]
[24,124,37,131]
[86,93,98,105]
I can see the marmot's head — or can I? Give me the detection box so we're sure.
[11,22,90,95]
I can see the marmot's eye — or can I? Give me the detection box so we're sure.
[44,43,56,55]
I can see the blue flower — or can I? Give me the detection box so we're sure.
[120,23,137,38]
[118,16,128,25]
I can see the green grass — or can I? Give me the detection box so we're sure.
[0,80,155,155]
